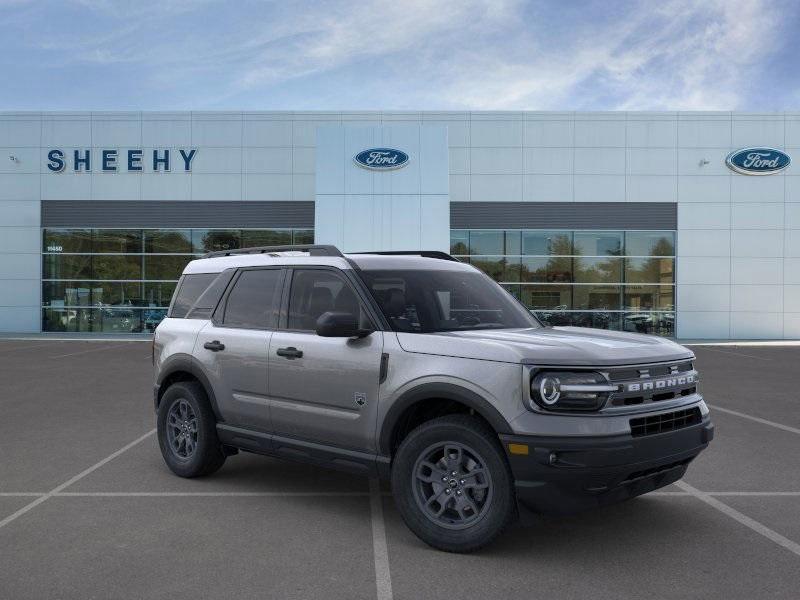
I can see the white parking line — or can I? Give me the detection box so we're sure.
[0,429,155,531]
[676,481,800,558]
[55,491,372,497]
[4,490,799,498]
[704,492,800,496]
[369,478,393,600]
[709,404,800,436]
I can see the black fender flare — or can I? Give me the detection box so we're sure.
[378,382,513,456]
[155,354,222,421]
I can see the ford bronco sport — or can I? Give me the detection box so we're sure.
[153,245,713,552]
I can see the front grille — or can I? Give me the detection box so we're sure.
[608,361,693,382]
[607,361,698,408]
[629,407,702,438]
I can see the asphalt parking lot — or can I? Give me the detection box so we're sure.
[1,340,799,599]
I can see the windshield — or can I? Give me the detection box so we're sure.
[359,268,541,333]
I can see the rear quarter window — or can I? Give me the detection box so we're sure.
[169,273,219,318]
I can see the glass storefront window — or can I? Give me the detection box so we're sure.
[574,231,623,256]
[242,229,292,247]
[522,231,572,256]
[93,230,142,253]
[144,255,194,281]
[450,230,469,255]
[520,257,573,283]
[292,229,314,245]
[144,230,192,254]
[42,227,314,333]
[43,229,92,253]
[43,254,92,280]
[625,231,675,257]
[43,281,143,307]
[469,231,503,256]
[192,229,241,253]
[624,285,675,311]
[573,285,622,311]
[574,257,622,283]
[478,228,676,335]
[143,282,178,307]
[92,255,143,280]
[624,257,674,284]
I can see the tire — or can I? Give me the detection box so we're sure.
[391,414,516,552]
[157,381,226,478]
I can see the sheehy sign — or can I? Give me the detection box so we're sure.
[46,149,197,172]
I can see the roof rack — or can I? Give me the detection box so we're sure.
[351,250,460,262]
[203,244,345,259]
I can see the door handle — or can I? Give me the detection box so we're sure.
[276,346,303,359]
[203,340,225,352]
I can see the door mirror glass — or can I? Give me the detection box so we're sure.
[316,311,372,338]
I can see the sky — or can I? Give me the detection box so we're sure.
[1,0,798,111]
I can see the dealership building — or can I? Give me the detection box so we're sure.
[0,110,798,339]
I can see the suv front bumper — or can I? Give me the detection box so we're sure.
[499,416,714,515]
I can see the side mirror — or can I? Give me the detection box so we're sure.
[315,311,373,338]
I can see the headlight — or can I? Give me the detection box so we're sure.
[529,371,617,411]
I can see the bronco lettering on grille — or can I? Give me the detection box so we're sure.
[627,373,695,393]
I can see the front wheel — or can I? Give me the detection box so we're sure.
[157,381,226,478]
[391,415,516,552]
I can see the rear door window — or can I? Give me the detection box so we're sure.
[222,269,283,329]
[170,273,218,318]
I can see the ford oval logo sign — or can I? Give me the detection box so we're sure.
[354,148,409,170]
[726,147,791,175]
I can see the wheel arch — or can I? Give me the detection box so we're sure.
[378,383,513,457]
[155,354,222,420]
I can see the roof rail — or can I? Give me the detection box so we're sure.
[351,250,460,262]
[203,244,345,259]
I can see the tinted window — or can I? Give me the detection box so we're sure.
[360,269,540,333]
[186,269,235,319]
[171,273,218,318]
[287,270,370,331]
[223,269,282,329]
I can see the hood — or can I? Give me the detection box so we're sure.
[396,326,693,366]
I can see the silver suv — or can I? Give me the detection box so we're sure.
[153,245,713,552]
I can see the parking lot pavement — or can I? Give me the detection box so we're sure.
[1,340,799,599]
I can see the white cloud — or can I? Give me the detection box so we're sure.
[2,0,793,109]
[236,0,520,89]
[428,0,785,110]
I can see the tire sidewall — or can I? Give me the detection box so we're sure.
[391,416,515,552]
[157,382,222,478]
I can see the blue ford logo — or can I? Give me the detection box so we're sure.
[726,147,790,175]
[354,148,409,170]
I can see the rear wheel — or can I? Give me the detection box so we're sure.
[157,381,226,478]
[391,415,516,552]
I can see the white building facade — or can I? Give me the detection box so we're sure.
[0,110,798,339]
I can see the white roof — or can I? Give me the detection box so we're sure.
[182,252,351,274]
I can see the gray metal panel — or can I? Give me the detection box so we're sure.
[41,201,315,228]
[450,202,677,230]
